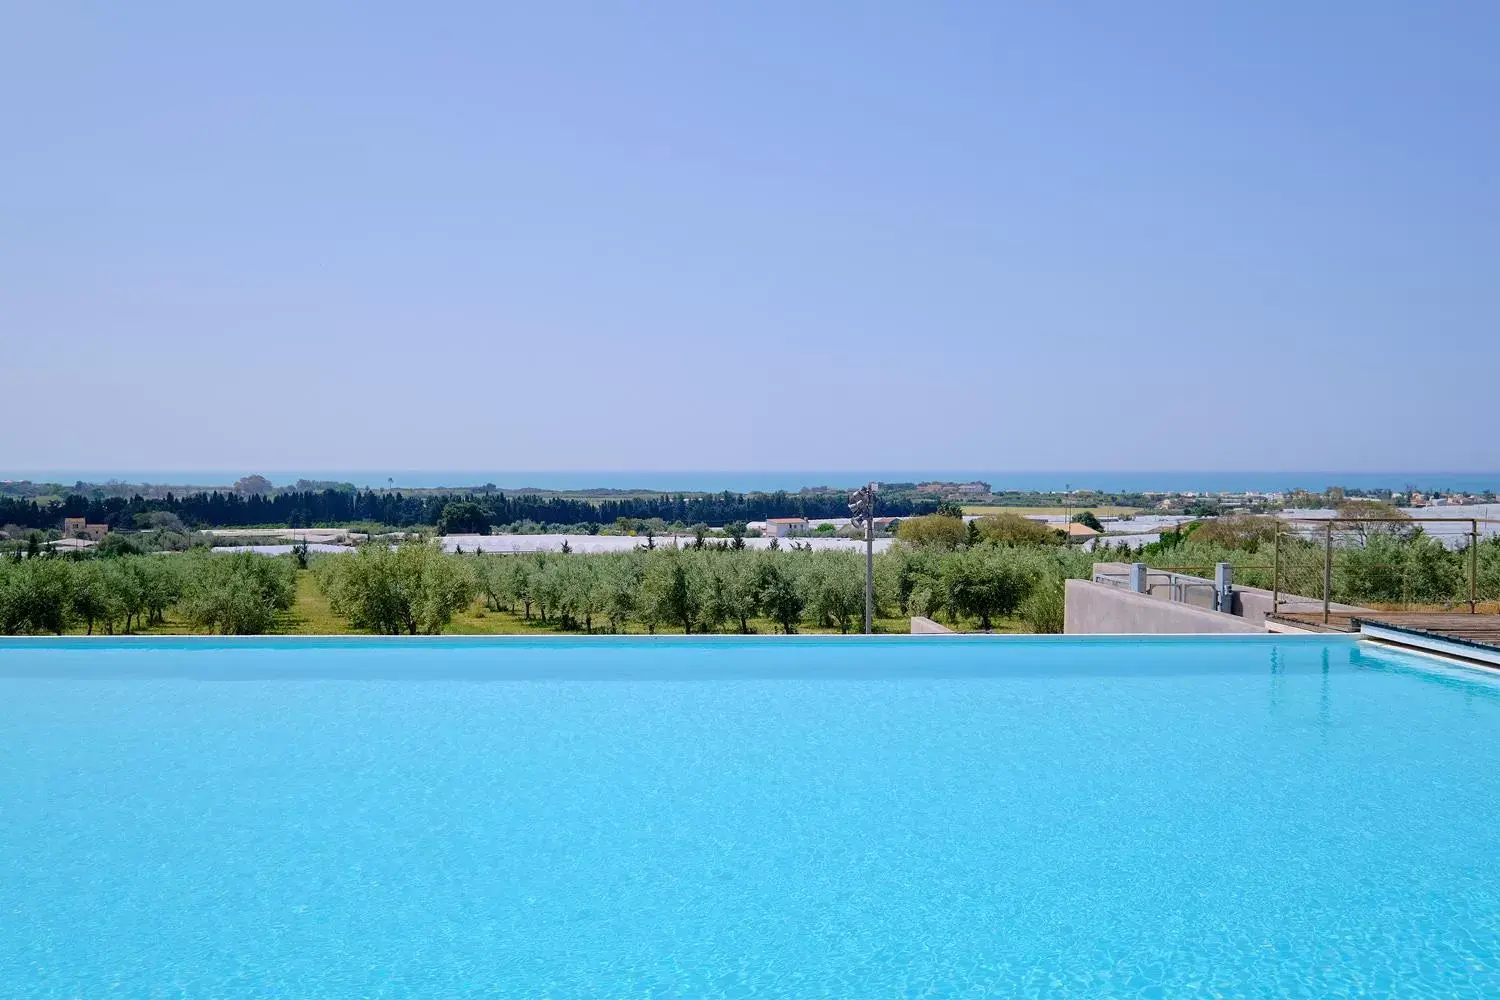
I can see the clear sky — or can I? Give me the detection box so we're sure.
[3,2,1496,475]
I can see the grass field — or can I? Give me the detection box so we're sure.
[961,505,1142,517]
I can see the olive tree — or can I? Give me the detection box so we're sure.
[706,554,759,633]
[756,557,805,634]
[181,552,297,635]
[319,543,474,635]
[805,553,864,633]
[942,547,1037,630]
[68,561,121,635]
[642,552,702,633]
[0,557,73,635]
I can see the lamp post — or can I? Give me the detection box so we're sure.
[849,482,878,634]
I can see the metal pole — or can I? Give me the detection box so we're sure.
[1322,521,1333,625]
[1471,519,1479,614]
[864,515,874,634]
[849,482,876,635]
[1272,525,1280,614]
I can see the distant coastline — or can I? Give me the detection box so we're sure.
[5,469,1500,494]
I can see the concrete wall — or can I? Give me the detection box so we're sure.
[1064,579,1265,634]
[1092,562,1369,624]
[910,616,955,634]
[1232,585,1365,623]
[1233,587,1273,621]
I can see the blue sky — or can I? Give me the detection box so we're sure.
[3,3,1496,474]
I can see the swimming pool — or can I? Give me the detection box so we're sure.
[3,635,1497,997]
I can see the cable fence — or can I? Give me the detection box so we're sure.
[1272,517,1500,620]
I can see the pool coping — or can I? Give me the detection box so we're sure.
[1360,624,1500,671]
[0,632,1359,648]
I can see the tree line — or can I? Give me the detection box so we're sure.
[0,551,296,636]
[0,542,1094,636]
[315,542,1094,635]
[0,489,937,533]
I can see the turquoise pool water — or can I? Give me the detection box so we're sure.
[3,636,1499,997]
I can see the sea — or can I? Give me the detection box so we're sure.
[7,470,1500,494]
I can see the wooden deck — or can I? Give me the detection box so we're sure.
[1269,611,1500,654]
[1268,611,1362,634]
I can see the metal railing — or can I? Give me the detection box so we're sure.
[1094,564,1238,613]
[1272,517,1500,622]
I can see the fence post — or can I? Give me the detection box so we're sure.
[1130,562,1148,594]
[1272,525,1281,615]
[1472,519,1479,614]
[1322,521,1333,625]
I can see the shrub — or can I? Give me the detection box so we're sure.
[897,515,968,550]
[1071,511,1105,533]
[972,513,1060,546]
[1018,575,1066,633]
[1187,515,1280,552]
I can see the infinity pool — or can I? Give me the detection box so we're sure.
[3,636,1499,997]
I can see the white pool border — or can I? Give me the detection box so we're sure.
[0,632,1358,646]
[1359,624,1500,671]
